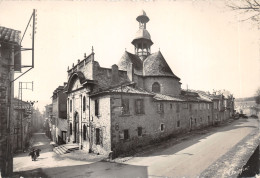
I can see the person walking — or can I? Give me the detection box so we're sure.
[36,149,41,158]
[29,148,37,161]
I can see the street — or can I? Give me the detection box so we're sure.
[13,118,259,178]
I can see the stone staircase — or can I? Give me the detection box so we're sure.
[53,143,79,155]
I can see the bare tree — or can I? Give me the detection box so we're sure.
[255,88,260,104]
[227,0,260,24]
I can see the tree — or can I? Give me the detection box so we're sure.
[255,88,260,104]
[227,0,260,24]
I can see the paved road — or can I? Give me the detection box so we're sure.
[13,118,259,178]
[126,118,259,177]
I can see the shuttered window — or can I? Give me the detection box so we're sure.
[83,124,87,140]
[122,98,130,115]
[135,99,144,114]
[138,127,142,136]
[83,96,86,112]
[157,103,164,113]
[95,99,99,116]
[96,128,100,145]
[124,129,129,140]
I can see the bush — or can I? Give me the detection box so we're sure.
[250,114,258,119]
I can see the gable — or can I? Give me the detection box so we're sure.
[71,78,82,91]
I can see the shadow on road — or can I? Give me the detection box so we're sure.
[13,161,148,178]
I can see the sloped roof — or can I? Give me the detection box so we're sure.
[0,26,21,45]
[180,90,212,102]
[153,93,184,102]
[143,51,180,79]
[91,85,153,97]
[133,29,151,41]
[118,51,143,75]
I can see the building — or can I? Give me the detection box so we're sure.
[235,97,259,116]
[31,107,44,132]
[13,98,32,152]
[51,85,67,144]
[44,104,53,140]
[64,11,235,157]
[0,26,21,176]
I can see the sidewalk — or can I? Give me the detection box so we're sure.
[13,132,104,178]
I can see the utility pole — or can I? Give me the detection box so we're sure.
[17,82,33,150]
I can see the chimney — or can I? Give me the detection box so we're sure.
[127,63,134,82]
[111,64,119,84]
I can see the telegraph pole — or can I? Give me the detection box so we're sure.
[18,82,33,150]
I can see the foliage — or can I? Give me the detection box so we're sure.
[255,88,260,104]
[227,0,260,24]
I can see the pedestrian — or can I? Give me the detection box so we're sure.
[36,148,41,158]
[29,148,36,161]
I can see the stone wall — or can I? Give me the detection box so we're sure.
[89,95,111,154]
[0,45,14,176]
[110,94,213,155]
[143,76,181,96]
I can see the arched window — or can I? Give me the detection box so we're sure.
[152,82,160,93]
[83,124,87,140]
[83,96,86,112]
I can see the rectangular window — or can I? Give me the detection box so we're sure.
[177,120,180,127]
[135,99,144,114]
[189,104,192,111]
[95,99,99,116]
[170,104,173,109]
[208,103,210,109]
[124,129,129,140]
[14,128,19,134]
[138,127,142,137]
[70,100,72,112]
[183,103,188,109]
[96,128,100,145]
[157,103,164,113]
[122,98,130,115]
[176,103,180,113]
[160,123,165,132]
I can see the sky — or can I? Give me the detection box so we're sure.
[0,0,259,113]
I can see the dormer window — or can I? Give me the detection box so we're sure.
[152,82,160,93]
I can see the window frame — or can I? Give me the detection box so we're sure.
[70,100,72,113]
[96,128,100,145]
[70,123,72,135]
[137,127,142,137]
[83,124,87,141]
[122,98,130,115]
[160,123,165,132]
[176,103,180,113]
[177,120,180,127]
[124,129,129,140]
[135,99,145,115]
[152,82,160,93]
[95,99,100,116]
[157,102,164,113]
[83,96,86,112]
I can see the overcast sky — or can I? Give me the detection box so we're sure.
[0,0,259,112]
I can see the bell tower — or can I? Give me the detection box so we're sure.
[132,10,153,60]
